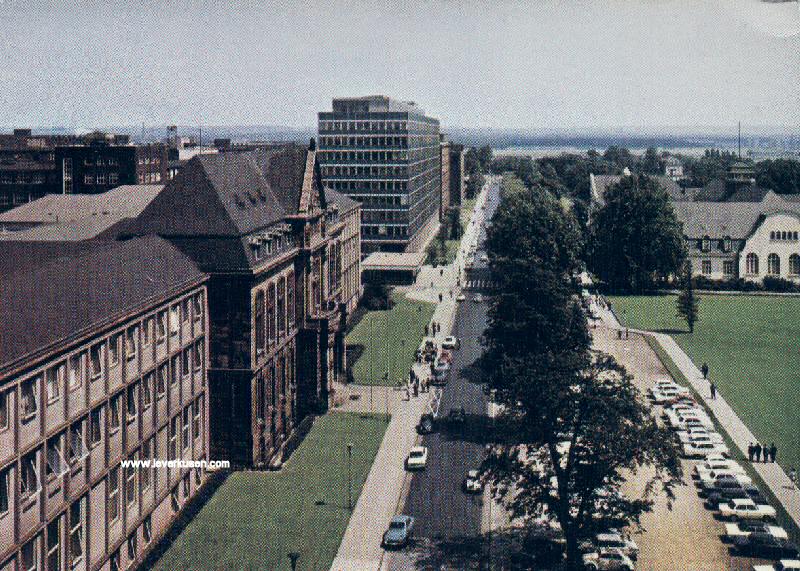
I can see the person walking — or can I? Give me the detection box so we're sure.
[754,443,762,463]
[789,467,797,489]
[701,362,709,379]
[710,382,716,400]
[748,442,755,462]
[770,443,777,463]
[762,443,770,463]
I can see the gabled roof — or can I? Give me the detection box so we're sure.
[0,236,205,376]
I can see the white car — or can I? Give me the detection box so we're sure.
[456,294,466,302]
[590,531,639,560]
[480,254,488,263]
[473,294,483,303]
[582,548,635,570]
[683,439,729,458]
[695,458,746,479]
[724,520,788,540]
[650,386,691,404]
[698,470,752,490]
[719,498,777,521]
[753,561,800,571]
[678,429,725,446]
[441,336,460,350]
[463,470,482,493]
[405,446,428,470]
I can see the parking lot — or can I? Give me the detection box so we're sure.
[593,323,773,570]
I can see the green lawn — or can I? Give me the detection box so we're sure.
[346,292,435,386]
[610,294,800,472]
[153,413,388,571]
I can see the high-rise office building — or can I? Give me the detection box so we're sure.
[317,96,441,255]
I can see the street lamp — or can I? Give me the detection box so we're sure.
[346,442,353,511]
[287,552,300,571]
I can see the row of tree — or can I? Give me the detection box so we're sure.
[481,175,682,569]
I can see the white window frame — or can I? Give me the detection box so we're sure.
[46,363,65,403]
[46,433,69,480]
[21,376,39,421]
[68,353,83,392]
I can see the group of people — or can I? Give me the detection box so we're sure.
[406,367,430,399]
[424,321,442,337]
[616,327,630,339]
[748,441,778,463]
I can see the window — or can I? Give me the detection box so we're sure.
[69,353,83,391]
[287,271,295,328]
[193,341,203,371]
[124,459,136,506]
[701,260,712,275]
[141,439,152,491]
[193,398,201,441]
[723,260,734,276]
[182,406,190,451]
[125,327,138,361]
[193,292,203,321]
[791,254,800,276]
[22,536,39,571]
[109,334,121,367]
[143,515,152,544]
[0,390,7,430]
[46,362,65,402]
[143,372,153,408]
[181,298,191,324]
[723,236,731,252]
[21,376,39,419]
[110,550,120,571]
[156,311,167,342]
[169,306,180,336]
[46,433,68,479]
[267,283,276,345]
[90,342,104,379]
[170,356,179,386]
[157,363,168,396]
[170,486,179,512]
[21,450,41,498]
[109,394,121,432]
[90,407,102,446]
[277,278,286,336]
[69,497,85,565]
[255,291,265,352]
[108,467,120,521]
[0,468,8,514]
[68,419,88,466]
[194,466,202,486]
[127,532,137,565]
[169,417,178,460]
[768,253,781,275]
[182,472,190,497]
[746,253,759,275]
[143,317,153,347]
[182,349,191,377]
[126,384,137,421]
[47,518,61,571]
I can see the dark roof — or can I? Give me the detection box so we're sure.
[691,179,770,202]
[325,188,360,213]
[131,146,311,238]
[0,236,205,377]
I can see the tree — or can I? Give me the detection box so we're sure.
[676,261,699,333]
[640,147,665,175]
[445,207,463,240]
[482,175,681,570]
[755,159,800,196]
[464,148,486,199]
[588,174,686,292]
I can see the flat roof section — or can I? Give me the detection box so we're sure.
[362,251,426,271]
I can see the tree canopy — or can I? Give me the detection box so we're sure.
[588,174,686,292]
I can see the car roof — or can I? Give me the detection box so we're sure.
[410,446,426,453]
[391,514,411,523]
[732,498,755,506]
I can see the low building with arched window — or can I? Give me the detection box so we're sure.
[673,191,800,282]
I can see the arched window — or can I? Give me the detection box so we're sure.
[723,236,731,252]
[702,235,710,252]
[746,253,759,275]
[768,253,781,275]
[770,231,776,240]
[790,254,800,276]
[782,231,788,240]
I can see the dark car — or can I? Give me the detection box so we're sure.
[705,484,766,509]
[448,407,466,423]
[382,515,414,549]
[416,414,435,434]
[733,532,799,559]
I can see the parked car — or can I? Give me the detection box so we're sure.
[580,531,638,561]
[448,407,466,424]
[463,470,483,493]
[705,483,768,509]
[683,439,729,459]
[753,560,800,571]
[473,294,483,303]
[405,446,429,470]
[733,533,799,559]
[581,547,635,570]
[719,498,777,521]
[416,414,435,435]
[698,470,752,491]
[456,293,466,302]
[382,515,414,548]
[442,336,460,350]
[724,520,788,541]
[695,458,746,479]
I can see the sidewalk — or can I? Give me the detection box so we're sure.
[592,299,800,533]
[331,178,493,571]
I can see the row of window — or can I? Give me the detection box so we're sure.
[330,180,408,193]
[83,173,119,186]
[699,236,733,253]
[254,273,296,354]
[322,165,409,178]
[319,120,408,133]
[770,230,798,241]
[250,232,295,261]
[83,157,118,167]
[745,252,800,276]
[0,172,49,185]
[362,224,408,238]
[137,172,162,184]
[320,139,409,151]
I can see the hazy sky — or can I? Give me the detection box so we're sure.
[0,0,798,130]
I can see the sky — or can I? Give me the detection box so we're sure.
[0,0,798,131]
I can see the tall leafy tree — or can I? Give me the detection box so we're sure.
[756,159,800,196]
[482,175,681,570]
[588,174,686,292]
[676,261,699,333]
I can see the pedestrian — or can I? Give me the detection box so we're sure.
[431,281,434,288]
[617,329,622,340]
[450,290,453,298]
[789,468,797,489]
[754,443,762,462]
[405,386,410,401]
[762,443,770,463]
[440,268,444,276]
[424,324,429,336]
[710,382,716,400]
[748,442,754,462]
[770,443,777,463]
[413,381,419,397]
[701,362,709,379]
[439,293,443,302]
[625,327,629,339]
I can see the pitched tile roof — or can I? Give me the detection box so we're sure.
[0,236,205,377]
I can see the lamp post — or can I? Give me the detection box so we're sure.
[346,442,353,511]
[287,552,300,571]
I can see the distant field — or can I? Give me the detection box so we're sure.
[610,294,800,473]
[153,413,388,571]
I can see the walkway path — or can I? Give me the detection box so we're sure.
[592,299,800,533]
[331,179,494,571]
